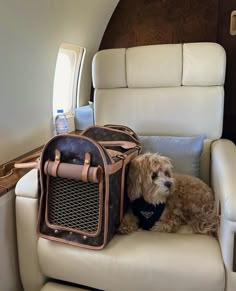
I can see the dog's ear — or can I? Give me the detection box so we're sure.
[127,159,142,201]
[159,155,173,170]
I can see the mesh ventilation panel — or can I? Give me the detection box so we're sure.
[47,176,101,234]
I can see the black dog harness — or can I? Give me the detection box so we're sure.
[131,198,166,230]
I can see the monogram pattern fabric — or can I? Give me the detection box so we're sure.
[37,125,141,249]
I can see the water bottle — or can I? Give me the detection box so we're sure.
[55,109,68,134]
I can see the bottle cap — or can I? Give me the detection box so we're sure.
[57,109,64,113]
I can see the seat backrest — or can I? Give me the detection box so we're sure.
[92,43,226,184]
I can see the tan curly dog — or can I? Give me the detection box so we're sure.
[118,153,219,236]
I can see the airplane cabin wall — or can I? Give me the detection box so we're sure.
[0,0,119,165]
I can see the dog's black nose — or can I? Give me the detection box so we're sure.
[164,181,172,189]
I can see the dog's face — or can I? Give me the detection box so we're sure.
[128,153,174,205]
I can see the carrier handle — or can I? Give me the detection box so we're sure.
[44,160,102,183]
[0,151,41,179]
[13,151,41,169]
[104,124,140,140]
[104,124,135,135]
[99,141,137,149]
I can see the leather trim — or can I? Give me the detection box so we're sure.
[101,170,110,248]
[99,140,137,149]
[234,233,236,272]
[119,150,139,220]
[82,152,91,182]
[38,232,107,250]
[106,159,123,174]
[106,149,123,158]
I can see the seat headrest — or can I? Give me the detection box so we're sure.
[92,42,226,89]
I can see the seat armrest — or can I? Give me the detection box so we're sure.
[15,169,38,199]
[211,139,236,221]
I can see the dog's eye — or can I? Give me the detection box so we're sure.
[151,172,158,179]
[165,171,171,177]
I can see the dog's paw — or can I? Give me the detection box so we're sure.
[117,223,136,235]
[116,210,139,235]
[177,225,194,234]
[151,221,174,233]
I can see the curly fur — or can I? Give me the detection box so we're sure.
[118,153,219,236]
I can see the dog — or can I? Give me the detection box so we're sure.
[117,153,219,236]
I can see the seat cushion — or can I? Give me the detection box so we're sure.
[41,282,87,291]
[139,135,204,177]
[38,232,224,291]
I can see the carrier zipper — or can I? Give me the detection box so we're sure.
[113,145,141,162]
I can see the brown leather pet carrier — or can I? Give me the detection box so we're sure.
[37,125,141,249]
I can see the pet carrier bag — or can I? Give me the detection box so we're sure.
[37,125,141,249]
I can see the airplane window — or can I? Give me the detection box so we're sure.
[53,43,85,116]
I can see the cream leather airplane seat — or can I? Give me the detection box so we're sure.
[15,43,236,291]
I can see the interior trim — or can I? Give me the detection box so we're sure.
[233,233,236,272]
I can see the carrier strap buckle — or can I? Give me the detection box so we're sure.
[82,152,91,183]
